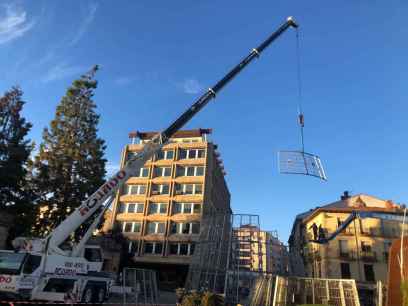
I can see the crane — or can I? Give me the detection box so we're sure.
[0,17,298,303]
[310,210,405,244]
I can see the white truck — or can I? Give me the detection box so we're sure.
[0,16,298,303]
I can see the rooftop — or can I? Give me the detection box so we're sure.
[129,128,212,140]
[295,192,402,224]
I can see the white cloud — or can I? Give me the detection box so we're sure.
[42,62,85,83]
[69,2,98,46]
[183,78,203,94]
[0,3,35,44]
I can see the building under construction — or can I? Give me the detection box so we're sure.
[105,128,231,289]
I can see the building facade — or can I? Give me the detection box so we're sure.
[105,129,231,288]
[288,192,404,302]
[233,226,288,275]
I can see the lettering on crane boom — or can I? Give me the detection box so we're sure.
[54,262,86,276]
[79,170,127,216]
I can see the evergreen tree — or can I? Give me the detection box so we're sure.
[0,86,34,240]
[32,66,106,237]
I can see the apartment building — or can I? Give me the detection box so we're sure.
[288,192,404,303]
[233,225,288,275]
[105,129,231,288]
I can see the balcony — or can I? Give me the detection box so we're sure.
[305,250,321,262]
[338,251,356,261]
[332,226,356,236]
[360,251,377,262]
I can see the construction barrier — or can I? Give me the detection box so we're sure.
[250,275,360,306]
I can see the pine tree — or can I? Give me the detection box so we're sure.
[0,86,34,240]
[32,66,106,237]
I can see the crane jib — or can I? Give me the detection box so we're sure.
[46,17,298,252]
[79,170,127,216]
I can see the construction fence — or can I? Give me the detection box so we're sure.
[250,275,361,306]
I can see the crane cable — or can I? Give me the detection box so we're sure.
[295,28,305,153]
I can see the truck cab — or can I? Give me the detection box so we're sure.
[0,245,107,302]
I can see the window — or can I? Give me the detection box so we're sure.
[127,151,138,161]
[175,184,203,195]
[138,167,149,178]
[146,222,166,234]
[183,203,192,214]
[120,203,144,213]
[154,167,172,177]
[178,149,206,160]
[124,222,133,232]
[170,222,200,234]
[176,166,205,177]
[125,184,146,195]
[340,263,351,279]
[156,150,174,160]
[193,204,201,214]
[339,240,348,255]
[144,242,163,255]
[148,203,167,215]
[123,222,142,233]
[128,241,139,255]
[168,243,195,255]
[361,241,372,253]
[196,166,204,176]
[151,184,170,195]
[127,203,136,213]
[364,264,375,282]
[169,244,179,255]
[173,202,201,214]
[133,222,142,233]
[23,255,42,274]
[179,244,189,255]
[119,203,126,213]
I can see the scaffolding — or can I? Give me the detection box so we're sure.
[224,214,265,305]
[184,203,232,293]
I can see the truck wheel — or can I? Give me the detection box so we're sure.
[82,287,93,303]
[96,287,106,303]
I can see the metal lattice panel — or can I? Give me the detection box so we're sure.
[278,150,327,181]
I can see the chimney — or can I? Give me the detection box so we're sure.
[341,191,350,201]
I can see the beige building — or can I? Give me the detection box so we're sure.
[233,226,288,275]
[289,192,404,302]
[105,129,231,288]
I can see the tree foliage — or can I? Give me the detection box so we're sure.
[32,66,106,238]
[0,86,34,239]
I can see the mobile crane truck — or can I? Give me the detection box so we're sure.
[0,17,298,303]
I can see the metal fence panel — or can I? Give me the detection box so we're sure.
[123,268,159,305]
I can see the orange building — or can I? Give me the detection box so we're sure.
[104,129,231,288]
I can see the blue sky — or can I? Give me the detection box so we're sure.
[1,1,407,242]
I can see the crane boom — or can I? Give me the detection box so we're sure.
[311,210,405,244]
[46,17,298,254]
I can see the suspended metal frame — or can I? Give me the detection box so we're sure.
[278,150,327,181]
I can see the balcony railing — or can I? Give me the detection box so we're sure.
[338,251,356,261]
[338,227,356,236]
[360,251,377,262]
